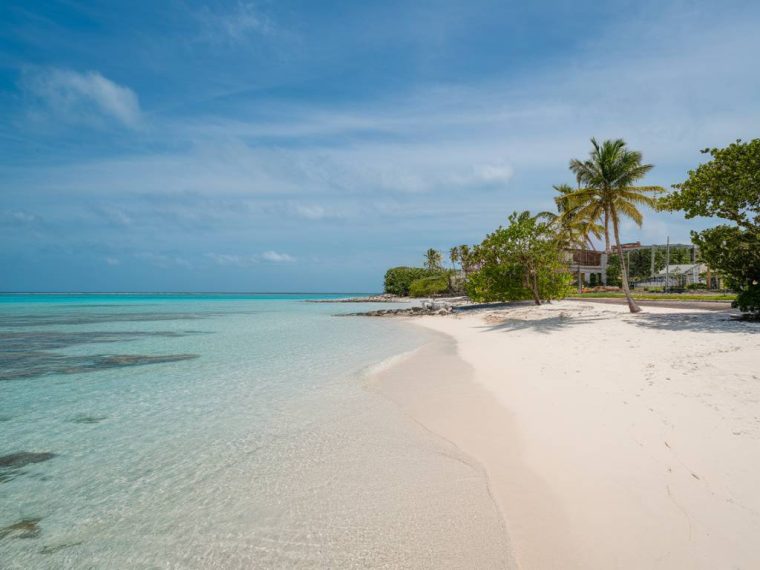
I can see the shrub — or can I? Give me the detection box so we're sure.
[409,274,450,297]
[465,211,572,304]
[383,267,435,296]
[589,273,598,287]
[686,282,708,290]
[734,284,760,318]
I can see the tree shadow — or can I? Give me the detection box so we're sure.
[479,313,602,334]
[628,311,760,334]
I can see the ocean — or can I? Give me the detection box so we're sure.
[0,294,507,568]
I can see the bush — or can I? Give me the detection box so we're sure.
[383,267,435,296]
[686,282,708,290]
[409,275,450,297]
[734,284,760,318]
[589,273,598,287]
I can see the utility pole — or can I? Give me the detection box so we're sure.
[650,245,655,277]
[665,236,670,292]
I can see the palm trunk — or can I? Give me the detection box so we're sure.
[604,206,611,254]
[611,209,641,313]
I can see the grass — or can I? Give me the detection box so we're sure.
[571,292,736,302]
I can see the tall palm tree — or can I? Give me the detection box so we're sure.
[424,248,443,271]
[536,184,603,250]
[568,138,664,313]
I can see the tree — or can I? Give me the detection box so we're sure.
[466,211,572,304]
[661,139,760,317]
[424,248,443,271]
[449,246,460,270]
[536,183,604,250]
[568,138,664,312]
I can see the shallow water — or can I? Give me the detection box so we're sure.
[0,294,508,568]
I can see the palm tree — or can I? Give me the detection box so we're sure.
[449,246,460,270]
[536,184,603,250]
[424,248,443,271]
[568,138,664,313]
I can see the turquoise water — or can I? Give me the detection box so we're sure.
[0,294,506,568]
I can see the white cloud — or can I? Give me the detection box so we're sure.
[22,68,141,128]
[261,250,295,263]
[207,251,295,266]
[104,256,120,266]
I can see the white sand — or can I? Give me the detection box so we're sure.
[373,301,760,569]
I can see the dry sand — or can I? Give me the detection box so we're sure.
[372,301,760,569]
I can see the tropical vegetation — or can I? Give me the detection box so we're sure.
[564,138,664,312]
[465,211,571,304]
[661,139,760,317]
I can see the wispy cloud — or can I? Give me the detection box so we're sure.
[261,250,295,263]
[196,2,273,44]
[21,68,141,128]
[207,251,295,267]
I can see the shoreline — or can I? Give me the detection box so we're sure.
[370,300,760,569]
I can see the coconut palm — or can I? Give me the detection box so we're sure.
[568,138,664,313]
[424,248,443,271]
[449,246,460,270]
[536,184,603,250]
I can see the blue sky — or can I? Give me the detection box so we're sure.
[1,0,758,292]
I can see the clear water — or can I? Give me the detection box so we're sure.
[0,294,507,568]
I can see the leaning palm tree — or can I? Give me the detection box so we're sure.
[568,138,664,313]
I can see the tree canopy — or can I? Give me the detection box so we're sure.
[465,211,571,304]
[661,139,760,317]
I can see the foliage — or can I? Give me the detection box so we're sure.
[661,140,760,317]
[687,282,708,290]
[424,248,443,271]
[660,139,760,228]
[536,184,603,249]
[692,225,760,316]
[568,138,664,312]
[383,266,438,296]
[589,273,598,287]
[465,211,572,304]
[409,274,450,297]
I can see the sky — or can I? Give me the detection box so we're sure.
[1,0,759,292]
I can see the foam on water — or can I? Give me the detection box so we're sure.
[0,294,508,568]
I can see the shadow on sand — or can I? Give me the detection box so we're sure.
[628,311,760,334]
[480,313,602,334]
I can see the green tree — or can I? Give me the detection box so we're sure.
[424,248,443,271]
[568,138,664,312]
[661,139,760,317]
[466,211,572,304]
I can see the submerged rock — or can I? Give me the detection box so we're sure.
[0,451,56,483]
[69,414,107,424]
[0,451,56,469]
[0,518,42,540]
[40,541,83,554]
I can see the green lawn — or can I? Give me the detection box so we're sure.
[571,292,735,302]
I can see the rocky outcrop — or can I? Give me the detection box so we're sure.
[308,294,409,303]
[343,300,454,317]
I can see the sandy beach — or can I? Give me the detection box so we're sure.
[372,301,760,569]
